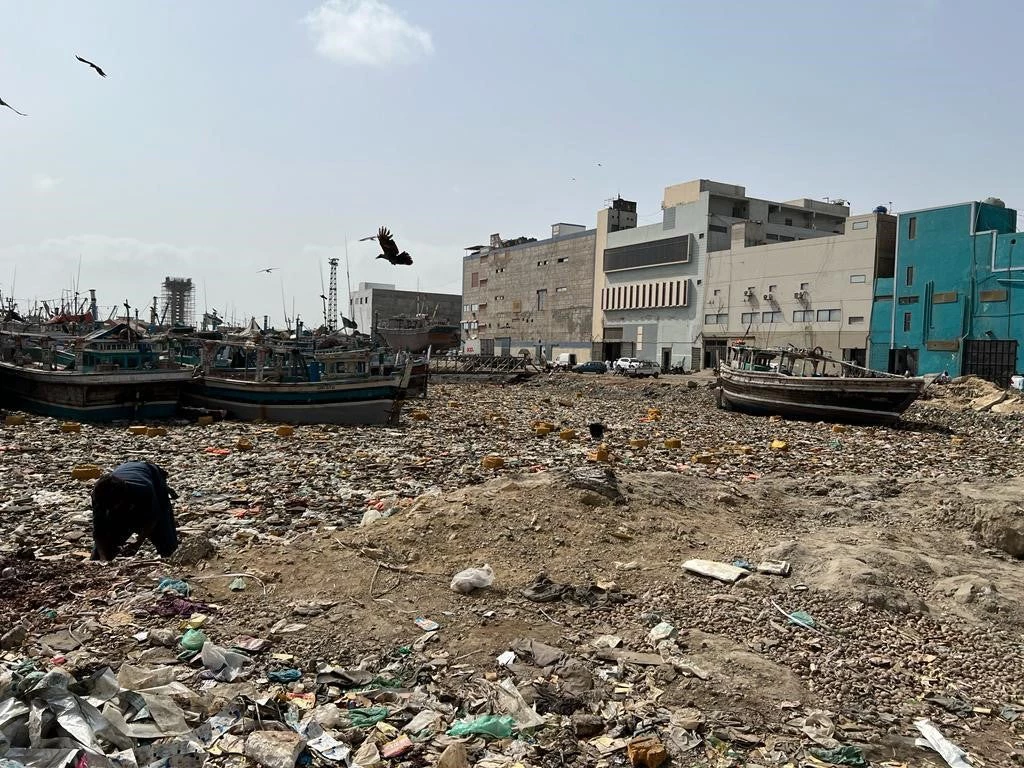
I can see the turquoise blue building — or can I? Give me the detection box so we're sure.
[869,199,1024,384]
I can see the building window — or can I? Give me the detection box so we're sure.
[816,309,841,322]
[762,311,783,323]
[906,265,914,286]
[709,224,728,234]
[463,304,470,313]
[903,312,912,332]
[471,304,479,312]
[793,310,814,322]
[852,220,869,231]
[556,286,567,293]
[800,282,809,291]
[848,316,864,324]
[766,233,780,241]
[537,289,547,310]
[850,274,867,283]
[779,235,795,242]
[676,280,683,306]
[908,217,917,240]
[713,289,720,296]
[704,313,728,324]
[741,312,758,325]
[784,218,793,226]
[898,295,920,305]
[557,257,568,263]
[479,278,488,287]
[768,284,778,294]
[471,272,479,288]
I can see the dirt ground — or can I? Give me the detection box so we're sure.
[2,373,1023,766]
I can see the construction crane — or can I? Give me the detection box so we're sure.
[327,257,339,332]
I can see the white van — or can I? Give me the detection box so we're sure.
[553,352,578,370]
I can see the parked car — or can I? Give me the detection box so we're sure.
[572,361,607,374]
[626,360,660,378]
[613,357,640,374]
[552,352,578,370]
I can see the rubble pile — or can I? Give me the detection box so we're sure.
[1,375,1023,767]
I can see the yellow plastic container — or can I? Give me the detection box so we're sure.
[830,424,848,434]
[236,438,254,451]
[146,427,168,437]
[559,429,576,441]
[629,438,649,449]
[663,438,682,450]
[481,455,505,469]
[4,414,26,426]
[410,410,430,421]
[60,422,81,433]
[197,415,214,426]
[275,425,295,437]
[128,425,148,435]
[72,465,104,481]
[770,439,789,451]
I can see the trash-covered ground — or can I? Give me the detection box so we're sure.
[1,374,1023,768]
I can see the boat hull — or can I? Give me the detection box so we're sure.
[0,362,190,421]
[378,326,459,354]
[716,368,924,424]
[182,376,407,426]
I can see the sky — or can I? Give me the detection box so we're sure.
[2,0,1023,329]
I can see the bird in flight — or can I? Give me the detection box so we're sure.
[0,97,26,116]
[256,267,279,274]
[360,227,412,266]
[76,55,107,78]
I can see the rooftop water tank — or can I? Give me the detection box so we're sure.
[873,205,888,214]
[984,197,1006,208]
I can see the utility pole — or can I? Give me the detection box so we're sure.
[327,257,339,332]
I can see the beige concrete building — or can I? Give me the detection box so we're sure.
[701,210,896,367]
[591,179,850,370]
[461,223,598,360]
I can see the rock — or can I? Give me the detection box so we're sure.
[244,730,306,768]
[974,504,1024,558]
[149,628,178,647]
[1,624,27,649]
[572,713,605,738]
[169,535,216,565]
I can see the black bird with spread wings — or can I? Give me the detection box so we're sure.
[0,97,26,116]
[360,227,412,266]
[257,267,279,274]
[76,55,107,78]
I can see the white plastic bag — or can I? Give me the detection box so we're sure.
[449,564,494,594]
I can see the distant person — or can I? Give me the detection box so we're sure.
[90,462,179,561]
[605,360,612,373]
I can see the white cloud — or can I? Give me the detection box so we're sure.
[31,174,62,193]
[303,0,433,67]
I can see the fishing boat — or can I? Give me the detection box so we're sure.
[375,313,459,354]
[716,344,925,424]
[0,324,193,421]
[183,340,412,425]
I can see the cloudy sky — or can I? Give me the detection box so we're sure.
[2,0,1022,327]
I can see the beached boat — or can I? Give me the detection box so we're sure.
[716,344,925,424]
[376,313,459,354]
[0,325,192,421]
[183,341,412,425]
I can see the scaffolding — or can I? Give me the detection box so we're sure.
[160,276,195,328]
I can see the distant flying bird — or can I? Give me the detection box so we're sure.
[588,422,606,440]
[257,267,279,274]
[596,162,603,167]
[569,177,576,182]
[0,97,26,117]
[76,55,107,78]
[361,226,413,266]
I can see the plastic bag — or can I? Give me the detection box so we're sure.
[447,714,514,739]
[179,628,207,652]
[450,564,495,594]
[200,641,249,682]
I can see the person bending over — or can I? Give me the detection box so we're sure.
[90,461,179,561]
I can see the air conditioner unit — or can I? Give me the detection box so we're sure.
[743,289,753,297]
[763,293,773,301]
[794,291,803,299]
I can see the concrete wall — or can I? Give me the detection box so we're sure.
[702,212,893,361]
[871,201,1024,378]
[462,229,597,360]
[349,284,462,334]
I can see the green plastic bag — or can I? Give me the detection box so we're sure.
[179,629,207,652]
[348,707,389,728]
[447,715,514,739]
[810,745,869,767]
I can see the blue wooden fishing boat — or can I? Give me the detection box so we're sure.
[182,341,412,425]
[0,324,193,421]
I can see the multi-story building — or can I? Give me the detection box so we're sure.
[591,179,850,370]
[461,223,597,360]
[702,210,896,368]
[349,282,462,335]
[868,198,1023,384]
